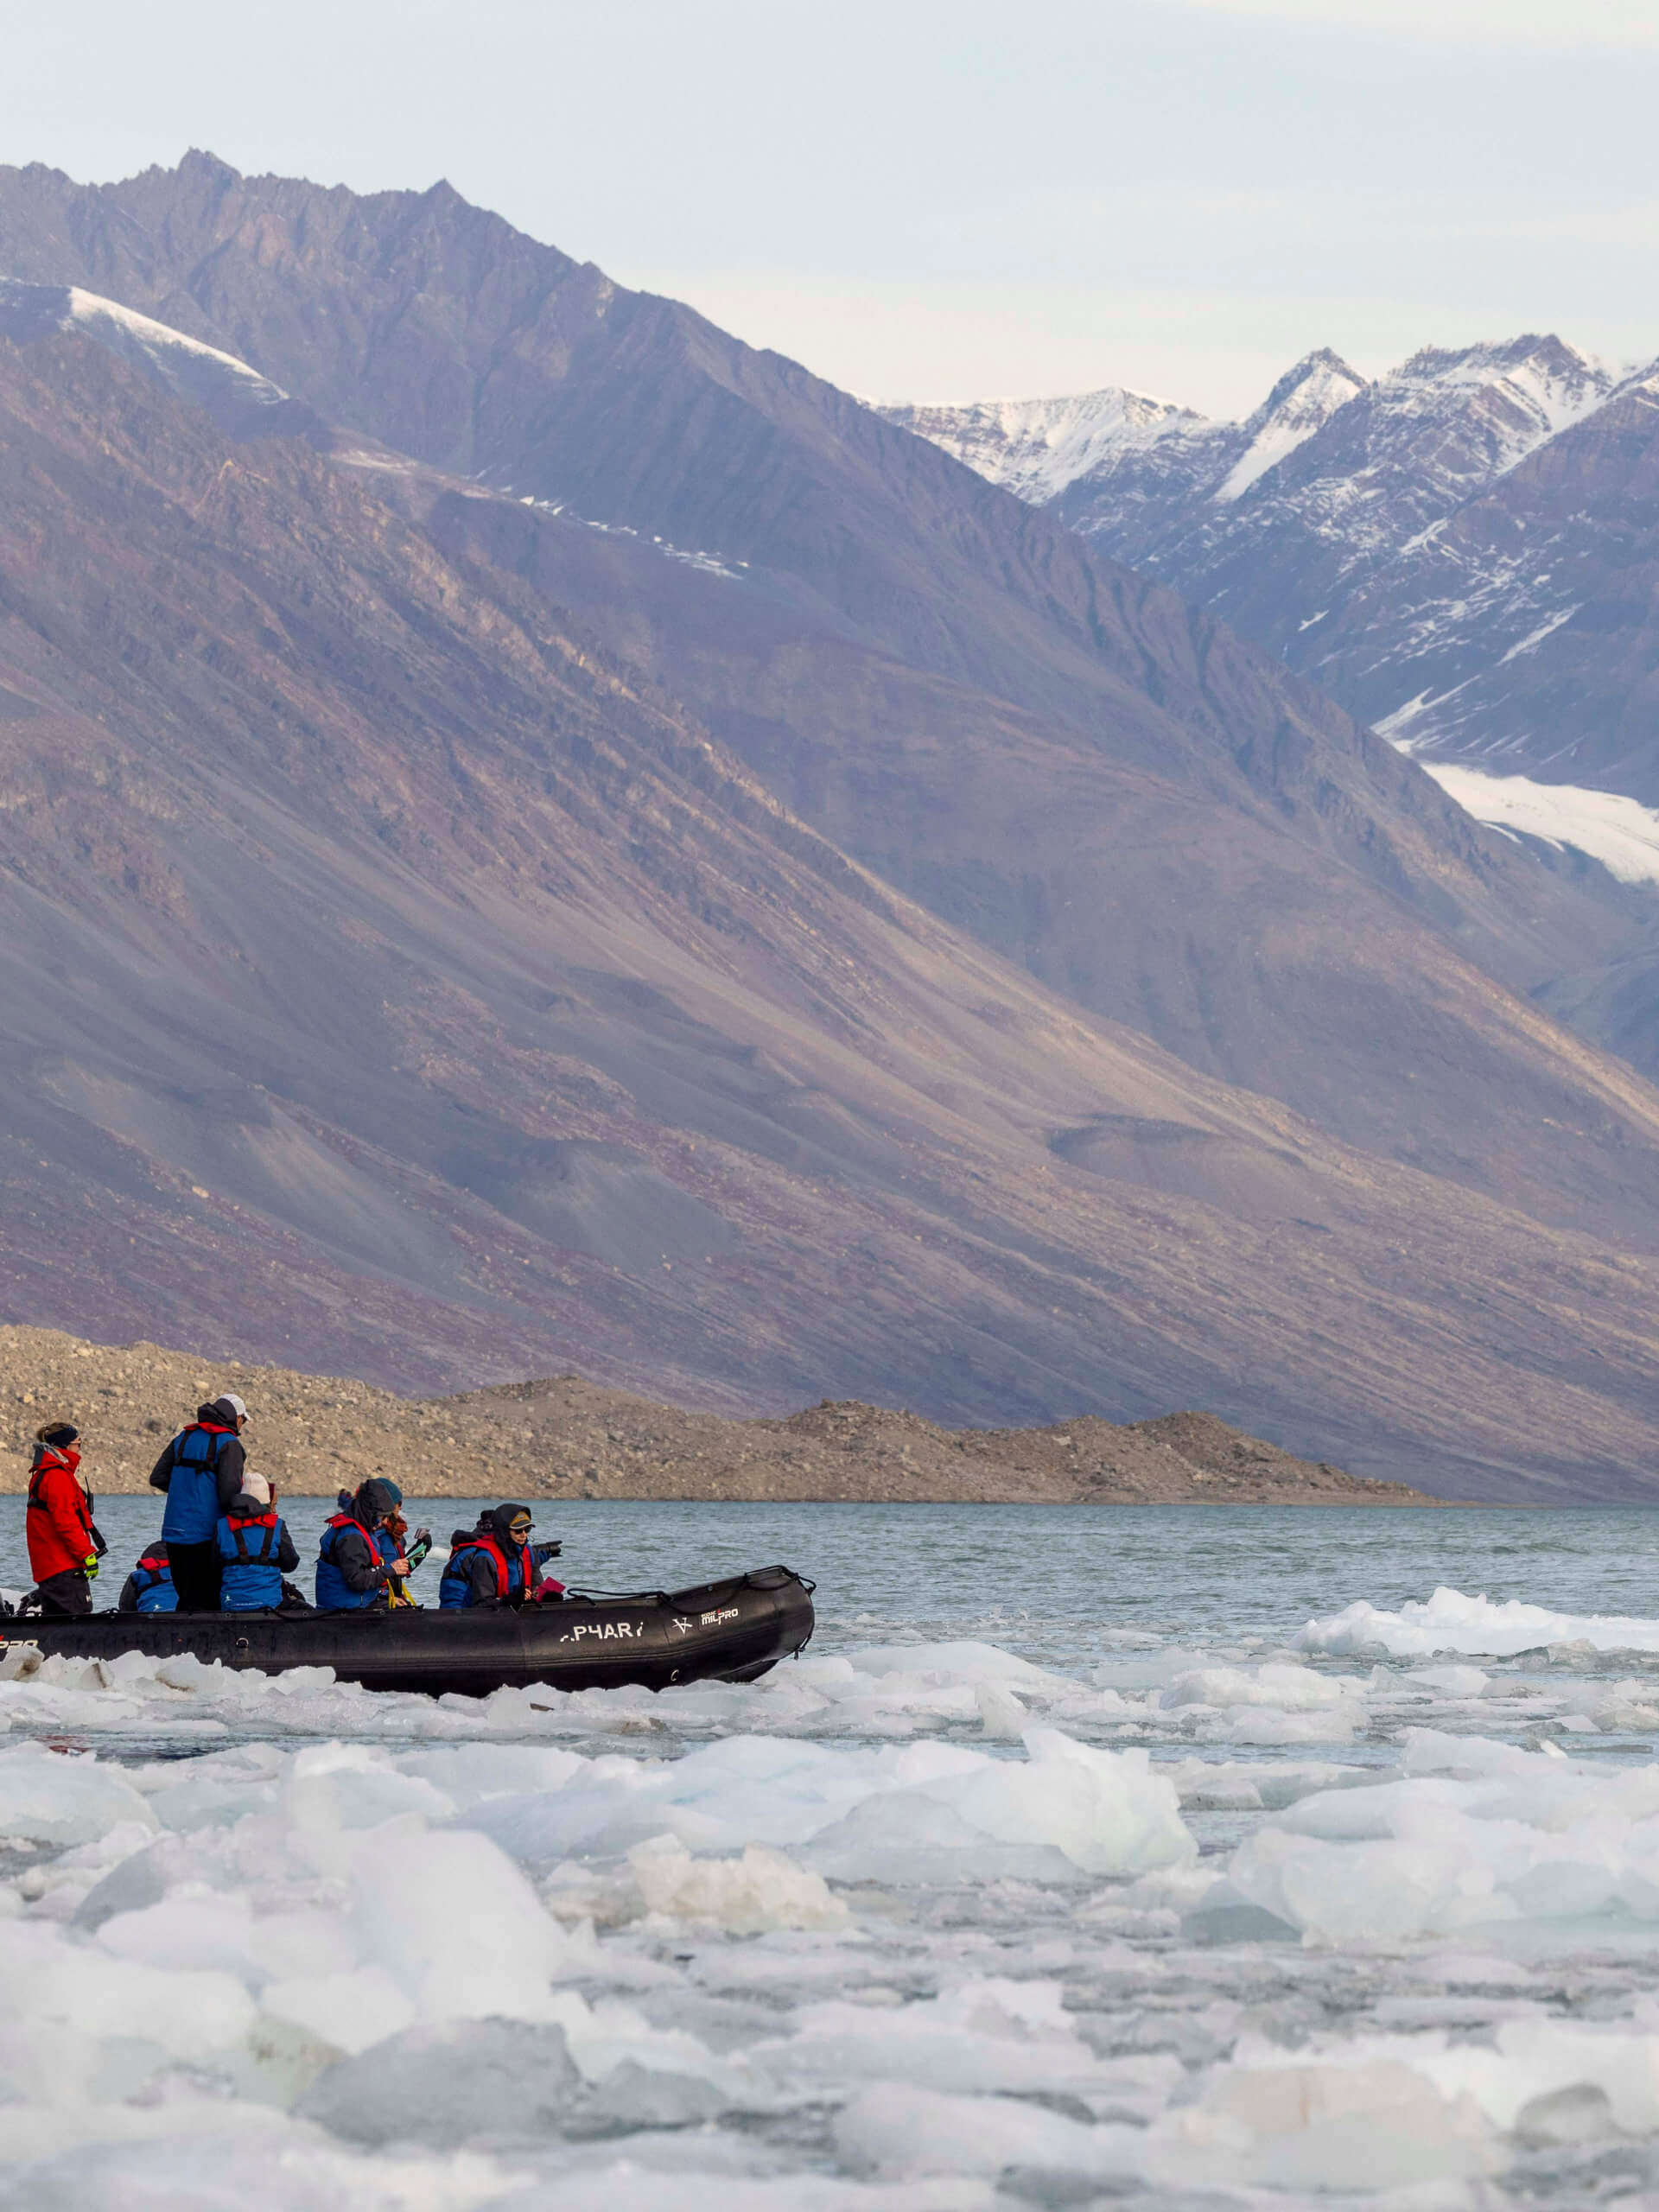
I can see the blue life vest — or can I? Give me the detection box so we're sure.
[131,1553,177,1613]
[160,1426,235,1544]
[439,1530,524,1609]
[216,1510,286,1611]
[315,1512,381,1611]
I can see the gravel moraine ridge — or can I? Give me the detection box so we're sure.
[0,1325,1443,1504]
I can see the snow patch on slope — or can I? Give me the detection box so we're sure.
[64,287,289,407]
[1414,760,1659,886]
[0,276,289,419]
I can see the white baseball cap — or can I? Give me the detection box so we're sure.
[217,1393,249,1422]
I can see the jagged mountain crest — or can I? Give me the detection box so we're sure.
[878,384,1202,505]
[1215,346,1370,503]
[891,320,1659,906]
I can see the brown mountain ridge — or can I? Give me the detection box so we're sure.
[1,160,1659,1493]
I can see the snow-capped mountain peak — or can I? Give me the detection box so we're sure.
[1216,347,1370,503]
[1377,334,1613,480]
[883,346,1373,519]
[879,385,1201,504]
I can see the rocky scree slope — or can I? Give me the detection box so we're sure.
[3,331,1657,1492]
[0,1326,1440,1504]
[5,169,1659,1485]
[0,156,1651,1239]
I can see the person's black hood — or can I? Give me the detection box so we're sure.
[354,1478,400,1522]
[488,1502,531,1548]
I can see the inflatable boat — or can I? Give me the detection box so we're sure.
[0,1565,815,1698]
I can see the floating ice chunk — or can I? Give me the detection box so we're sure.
[804,1731,1193,1884]
[284,1741,456,1835]
[573,2056,728,2135]
[836,2078,1140,2183]
[97,1885,262,1978]
[760,1976,1103,2095]
[1207,1706,1361,1746]
[1153,2042,1498,2192]
[1158,1757,1363,1811]
[974,1684,1027,1739]
[464,1726,1190,1885]
[845,1642,1073,1689]
[539,1984,728,2087]
[1299,1586,1659,1658]
[1227,1733,1659,1945]
[627,1834,849,1931]
[394,1741,588,1806]
[1399,1727,1540,1781]
[260,1964,416,2056]
[0,1743,158,1845]
[1408,1664,1491,1698]
[352,1827,575,2022]
[73,1833,204,1930]
[1158,1662,1364,1744]
[1161,1662,1347,1712]
[493,2163,991,2212]
[1180,1878,1300,1945]
[0,1916,257,2062]
[0,2120,518,2202]
[299,2016,580,2145]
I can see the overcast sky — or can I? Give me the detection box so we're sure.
[6,0,1657,415]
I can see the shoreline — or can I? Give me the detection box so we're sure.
[2,1324,1453,1508]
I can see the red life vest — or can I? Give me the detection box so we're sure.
[224,1510,280,1553]
[439,1529,539,1605]
[26,1447,95,1581]
[469,1531,518,1597]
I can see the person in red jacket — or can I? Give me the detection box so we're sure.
[25,1421,102,1616]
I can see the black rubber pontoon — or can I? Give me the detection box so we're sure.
[0,1566,815,1697]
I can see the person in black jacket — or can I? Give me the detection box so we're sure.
[438,1503,564,1608]
[148,1395,250,1611]
[315,1478,410,1611]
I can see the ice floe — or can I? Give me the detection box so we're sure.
[1299,1584,1659,1657]
[7,1565,1659,2204]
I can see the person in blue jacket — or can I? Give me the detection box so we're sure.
[118,1541,177,1613]
[147,1394,250,1611]
[315,1478,410,1611]
[439,1503,564,1608]
[216,1473,301,1611]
